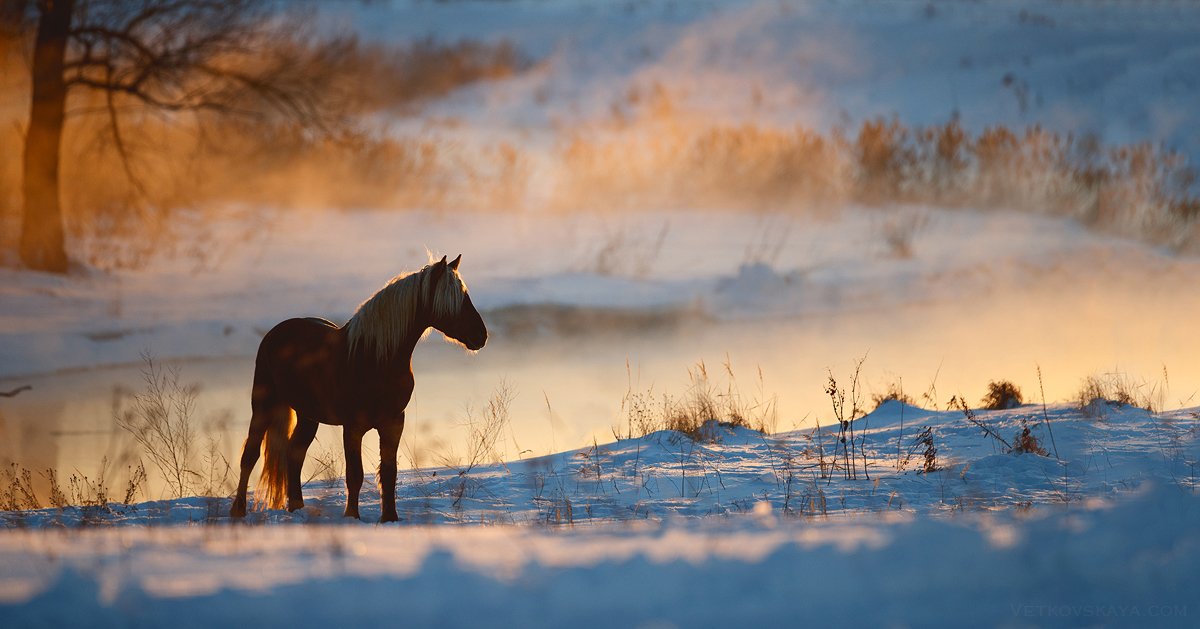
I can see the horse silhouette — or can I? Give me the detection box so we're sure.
[230,255,487,522]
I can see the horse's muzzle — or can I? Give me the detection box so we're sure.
[466,333,487,351]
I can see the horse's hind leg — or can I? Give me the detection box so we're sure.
[286,417,319,512]
[231,404,273,518]
[342,425,365,520]
[378,415,404,523]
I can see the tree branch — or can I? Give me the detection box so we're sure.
[103,62,149,199]
[70,25,157,61]
[0,385,32,398]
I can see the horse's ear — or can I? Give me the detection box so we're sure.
[449,254,461,271]
[428,255,448,286]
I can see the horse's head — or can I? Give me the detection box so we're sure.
[426,254,487,351]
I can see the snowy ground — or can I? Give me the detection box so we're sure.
[3,0,1200,626]
[2,403,1199,626]
[1,489,1198,627]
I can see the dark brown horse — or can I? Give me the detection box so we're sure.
[230,255,487,522]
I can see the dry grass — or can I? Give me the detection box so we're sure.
[305,438,347,487]
[826,356,869,480]
[197,434,233,498]
[951,392,1047,457]
[900,426,939,474]
[588,221,670,278]
[65,461,113,512]
[115,354,199,498]
[617,359,777,441]
[879,212,929,259]
[439,381,516,475]
[550,97,1199,248]
[872,379,915,410]
[1,464,39,511]
[113,353,231,499]
[1076,370,1165,418]
[980,380,1024,410]
[1011,425,1048,457]
[0,458,145,520]
[950,395,1012,452]
[431,381,516,511]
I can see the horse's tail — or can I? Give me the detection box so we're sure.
[255,405,294,511]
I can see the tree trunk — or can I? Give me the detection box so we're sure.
[0,0,29,37]
[19,0,71,273]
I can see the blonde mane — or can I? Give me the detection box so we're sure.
[345,264,467,360]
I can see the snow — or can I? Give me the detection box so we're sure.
[2,404,1199,626]
[11,401,1199,528]
[4,0,1200,625]
[3,490,1198,627]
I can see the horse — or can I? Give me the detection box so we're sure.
[229,255,487,523]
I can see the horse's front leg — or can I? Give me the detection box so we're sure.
[343,425,365,520]
[378,415,404,523]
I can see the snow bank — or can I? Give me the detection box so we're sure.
[1,485,1196,627]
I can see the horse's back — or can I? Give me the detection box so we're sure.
[301,316,338,329]
[253,318,346,420]
[257,317,342,356]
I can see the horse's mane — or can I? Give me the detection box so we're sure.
[344,264,467,360]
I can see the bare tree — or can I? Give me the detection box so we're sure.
[0,1,28,45]
[13,0,341,273]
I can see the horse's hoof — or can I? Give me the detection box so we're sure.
[343,509,360,520]
[230,503,246,519]
[380,512,399,524]
[286,500,304,512]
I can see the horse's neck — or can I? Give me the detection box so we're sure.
[371,326,425,373]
